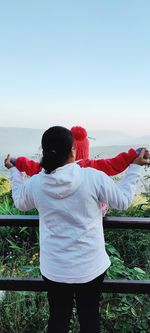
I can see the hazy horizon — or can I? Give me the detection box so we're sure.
[0,127,150,158]
[0,129,149,195]
[0,125,150,138]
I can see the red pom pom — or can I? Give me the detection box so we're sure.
[71,126,87,141]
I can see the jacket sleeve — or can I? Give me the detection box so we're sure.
[10,167,36,211]
[16,157,42,176]
[89,148,138,176]
[96,164,141,210]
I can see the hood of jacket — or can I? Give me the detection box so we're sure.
[40,162,83,199]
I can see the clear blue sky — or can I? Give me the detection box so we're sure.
[0,0,150,136]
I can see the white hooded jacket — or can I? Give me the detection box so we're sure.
[10,162,141,283]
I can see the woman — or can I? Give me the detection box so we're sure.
[5,126,149,333]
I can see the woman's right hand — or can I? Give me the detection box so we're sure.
[133,148,150,166]
[4,154,14,169]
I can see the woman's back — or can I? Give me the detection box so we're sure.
[31,162,110,283]
[6,126,149,333]
[10,160,141,283]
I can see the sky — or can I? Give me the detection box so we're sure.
[0,0,150,137]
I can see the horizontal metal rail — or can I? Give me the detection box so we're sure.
[0,215,150,294]
[0,277,150,294]
[0,215,150,229]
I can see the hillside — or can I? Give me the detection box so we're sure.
[0,127,43,155]
[0,127,150,157]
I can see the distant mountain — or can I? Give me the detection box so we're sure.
[131,135,150,145]
[0,127,149,159]
[0,127,43,156]
[88,130,150,147]
[0,127,150,181]
[88,129,132,146]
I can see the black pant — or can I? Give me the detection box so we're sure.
[42,272,105,333]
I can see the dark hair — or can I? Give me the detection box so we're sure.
[41,126,74,173]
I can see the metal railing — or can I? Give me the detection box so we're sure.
[0,215,150,294]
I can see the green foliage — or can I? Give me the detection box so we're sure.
[0,292,49,333]
[0,192,38,215]
[106,242,149,280]
[108,174,150,218]
[100,293,150,333]
[0,177,10,196]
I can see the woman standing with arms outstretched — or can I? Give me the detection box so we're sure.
[5,126,149,333]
